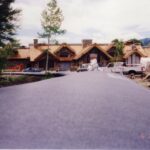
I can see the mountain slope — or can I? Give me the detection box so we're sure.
[140,38,150,46]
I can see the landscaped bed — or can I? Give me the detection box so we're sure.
[0,73,64,88]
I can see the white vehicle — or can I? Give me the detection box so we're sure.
[101,62,145,75]
[77,64,89,72]
[77,59,99,72]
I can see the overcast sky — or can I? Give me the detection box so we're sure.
[14,0,150,46]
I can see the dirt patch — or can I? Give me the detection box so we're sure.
[127,74,150,89]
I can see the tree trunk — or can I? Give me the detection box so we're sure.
[45,34,50,74]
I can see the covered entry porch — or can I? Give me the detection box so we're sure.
[76,45,112,67]
[32,51,58,71]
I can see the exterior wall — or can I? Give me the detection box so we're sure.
[35,59,55,70]
[54,61,78,71]
[33,59,77,71]
[32,53,57,71]
[7,59,30,71]
[126,53,141,64]
[57,62,71,71]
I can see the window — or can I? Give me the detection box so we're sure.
[126,53,140,64]
[59,49,70,57]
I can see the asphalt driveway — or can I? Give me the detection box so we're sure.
[0,72,150,149]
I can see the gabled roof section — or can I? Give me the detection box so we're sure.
[54,43,76,55]
[34,50,58,62]
[75,43,112,60]
[30,43,62,61]
[30,48,57,62]
[123,50,145,59]
[123,45,147,59]
[53,43,77,62]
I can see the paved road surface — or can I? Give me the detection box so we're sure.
[0,72,150,149]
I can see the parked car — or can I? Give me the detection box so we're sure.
[101,62,146,75]
[23,67,42,72]
[77,64,89,72]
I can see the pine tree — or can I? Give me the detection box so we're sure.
[0,0,21,47]
[0,0,20,73]
[39,0,65,73]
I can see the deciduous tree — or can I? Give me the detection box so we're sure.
[112,39,124,61]
[39,0,65,73]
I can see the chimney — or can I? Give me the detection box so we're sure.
[82,39,92,48]
[33,39,38,47]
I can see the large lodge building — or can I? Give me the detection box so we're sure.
[8,39,150,71]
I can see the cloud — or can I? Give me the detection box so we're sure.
[14,0,150,45]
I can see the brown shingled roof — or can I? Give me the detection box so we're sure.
[9,49,30,60]
[10,42,150,61]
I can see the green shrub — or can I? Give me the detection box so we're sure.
[16,76,26,82]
